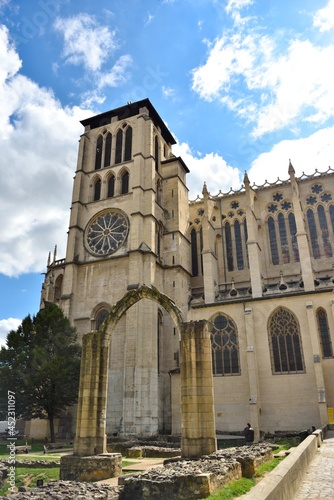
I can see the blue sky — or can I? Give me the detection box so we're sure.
[1,0,334,345]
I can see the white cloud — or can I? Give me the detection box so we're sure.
[0,318,21,348]
[54,14,118,71]
[248,127,334,185]
[225,0,253,12]
[162,86,176,99]
[192,15,334,137]
[313,0,334,32]
[0,24,91,277]
[172,141,242,198]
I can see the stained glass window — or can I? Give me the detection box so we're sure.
[108,175,115,198]
[268,308,305,374]
[121,171,129,194]
[115,129,123,164]
[312,184,323,194]
[155,136,159,172]
[211,314,240,376]
[191,228,198,277]
[94,178,101,201]
[316,308,333,358]
[124,126,132,161]
[273,193,283,202]
[104,132,112,168]
[321,193,332,203]
[307,209,320,259]
[288,212,299,262]
[318,205,332,257]
[234,220,244,270]
[225,222,234,271]
[268,204,278,213]
[278,213,290,264]
[268,216,279,265]
[95,135,103,170]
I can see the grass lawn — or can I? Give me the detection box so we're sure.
[200,442,291,499]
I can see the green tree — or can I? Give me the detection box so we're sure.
[0,303,81,442]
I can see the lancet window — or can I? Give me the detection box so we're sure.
[316,308,333,358]
[268,307,305,374]
[210,314,240,376]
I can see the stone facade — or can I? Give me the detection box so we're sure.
[41,98,334,444]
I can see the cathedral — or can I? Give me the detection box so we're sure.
[41,98,334,441]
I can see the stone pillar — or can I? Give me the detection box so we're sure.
[244,174,263,298]
[244,306,261,440]
[305,301,328,425]
[74,331,109,456]
[180,320,216,458]
[289,162,315,292]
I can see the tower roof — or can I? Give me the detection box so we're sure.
[80,98,176,145]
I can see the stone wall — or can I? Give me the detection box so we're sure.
[60,453,122,482]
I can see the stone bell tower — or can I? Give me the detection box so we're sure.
[41,99,191,436]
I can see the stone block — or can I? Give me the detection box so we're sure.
[128,447,143,458]
[60,453,122,482]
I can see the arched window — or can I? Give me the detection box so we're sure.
[154,135,159,172]
[95,308,109,331]
[329,204,334,233]
[94,178,101,201]
[121,171,129,194]
[108,175,115,198]
[190,227,203,277]
[278,213,290,263]
[288,212,299,262]
[316,308,333,358]
[54,274,63,302]
[268,308,305,374]
[244,219,249,267]
[307,209,320,259]
[115,129,123,164]
[234,220,244,270]
[318,205,332,257]
[95,135,103,170]
[268,216,279,265]
[124,126,132,161]
[225,222,233,271]
[104,132,112,168]
[211,314,240,376]
[191,228,198,276]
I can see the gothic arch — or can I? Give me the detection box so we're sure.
[74,285,216,460]
[100,285,184,342]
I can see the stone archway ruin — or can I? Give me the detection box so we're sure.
[73,285,217,459]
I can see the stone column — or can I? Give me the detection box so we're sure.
[305,301,328,425]
[74,331,109,456]
[180,320,216,458]
[244,306,261,440]
[244,173,263,298]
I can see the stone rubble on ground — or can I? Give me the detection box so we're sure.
[2,444,275,499]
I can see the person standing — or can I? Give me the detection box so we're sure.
[244,423,254,445]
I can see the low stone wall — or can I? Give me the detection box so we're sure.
[108,441,181,457]
[60,453,122,482]
[120,458,242,500]
[3,443,274,499]
[119,444,273,500]
[3,460,60,468]
[241,434,318,499]
[4,481,121,499]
